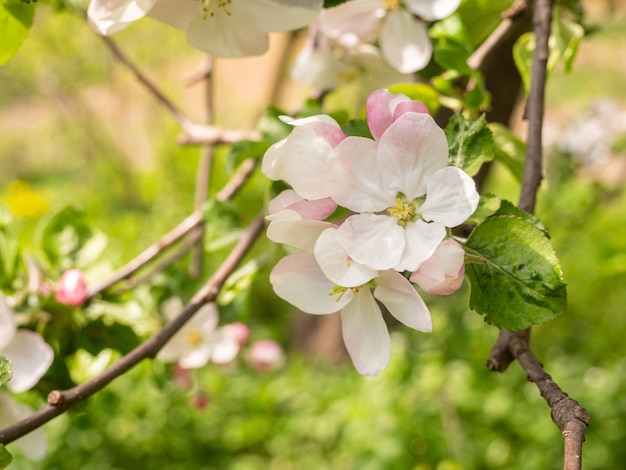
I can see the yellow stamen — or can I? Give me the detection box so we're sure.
[384,0,400,10]
[185,330,204,347]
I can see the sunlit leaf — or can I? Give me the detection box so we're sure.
[445,113,494,176]
[465,215,567,330]
[490,123,526,181]
[0,357,12,387]
[0,445,12,469]
[0,0,36,66]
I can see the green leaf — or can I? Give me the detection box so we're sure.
[342,119,372,139]
[457,0,515,46]
[387,83,440,114]
[465,215,567,330]
[494,200,549,237]
[512,32,534,95]
[0,228,20,290]
[0,0,36,66]
[0,356,12,387]
[490,123,526,181]
[78,317,141,356]
[37,205,105,270]
[445,113,494,176]
[0,445,12,469]
[465,193,501,226]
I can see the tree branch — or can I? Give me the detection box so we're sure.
[0,214,266,446]
[485,2,590,468]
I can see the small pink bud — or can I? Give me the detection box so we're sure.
[248,339,285,373]
[55,269,88,307]
[410,239,465,296]
[228,322,250,347]
[172,364,193,390]
[190,391,210,410]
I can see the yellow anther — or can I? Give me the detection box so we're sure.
[384,0,400,10]
[185,330,204,347]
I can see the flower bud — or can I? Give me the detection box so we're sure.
[410,239,465,295]
[228,322,250,348]
[248,339,285,373]
[55,269,88,307]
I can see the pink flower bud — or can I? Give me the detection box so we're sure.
[190,391,210,410]
[228,322,250,348]
[172,364,193,390]
[55,269,88,307]
[410,239,465,296]
[248,339,285,373]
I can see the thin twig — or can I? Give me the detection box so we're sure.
[178,127,262,146]
[99,36,196,134]
[87,158,259,298]
[485,1,590,468]
[0,215,266,445]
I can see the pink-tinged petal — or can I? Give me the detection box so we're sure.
[341,289,390,376]
[268,190,303,214]
[0,295,16,351]
[380,10,432,73]
[395,220,446,272]
[0,394,47,460]
[335,214,405,270]
[207,327,240,364]
[3,330,54,393]
[267,215,336,252]
[88,0,156,35]
[366,89,412,140]
[231,0,323,33]
[186,14,269,57]
[318,0,385,45]
[270,252,355,314]
[314,228,378,288]
[281,124,345,200]
[287,197,338,221]
[420,166,479,227]
[404,0,461,21]
[328,136,395,212]
[248,339,285,372]
[410,239,465,295]
[284,115,347,148]
[374,270,432,332]
[178,343,213,369]
[393,100,430,118]
[378,112,448,198]
[146,0,198,29]
[262,139,288,181]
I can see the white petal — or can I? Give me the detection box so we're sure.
[270,252,355,314]
[314,228,378,287]
[380,10,432,73]
[0,295,16,351]
[374,270,432,332]
[420,166,479,227]
[3,330,54,393]
[318,0,385,44]
[177,343,213,369]
[395,219,446,272]
[404,0,461,21]
[328,136,395,212]
[208,327,240,364]
[262,139,288,181]
[341,289,390,376]
[267,215,336,252]
[146,0,198,29]
[291,46,344,91]
[335,214,406,271]
[88,0,156,35]
[186,14,269,57]
[378,112,448,198]
[0,394,47,460]
[231,0,323,33]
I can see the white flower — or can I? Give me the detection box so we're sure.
[157,299,240,368]
[270,250,431,376]
[88,0,323,58]
[0,393,47,460]
[0,295,54,393]
[317,0,460,73]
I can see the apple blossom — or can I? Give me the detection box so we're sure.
[88,0,323,58]
[270,251,431,376]
[0,295,54,393]
[317,0,461,73]
[327,95,478,272]
[248,339,285,372]
[0,393,47,460]
[55,269,88,307]
[157,299,240,369]
[410,238,465,295]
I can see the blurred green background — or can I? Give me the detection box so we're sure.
[1,1,626,469]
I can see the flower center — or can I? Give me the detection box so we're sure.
[329,285,360,302]
[202,0,233,19]
[185,329,204,347]
[387,195,425,226]
[384,0,400,10]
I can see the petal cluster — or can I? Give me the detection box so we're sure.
[87,0,322,58]
[263,89,478,376]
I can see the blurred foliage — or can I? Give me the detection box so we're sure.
[1,2,626,470]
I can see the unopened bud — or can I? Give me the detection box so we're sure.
[55,269,88,307]
[248,339,285,372]
[410,239,465,296]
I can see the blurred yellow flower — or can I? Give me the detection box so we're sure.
[1,180,49,218]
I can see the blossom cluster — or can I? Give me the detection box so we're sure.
[262,89,478,376]
[291,0,461,92]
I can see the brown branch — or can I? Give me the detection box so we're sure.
[99,35,196,134]
[87,157,259,298]
[0,214,266,446]
[485,2,590,468]
[178,126,261,146]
